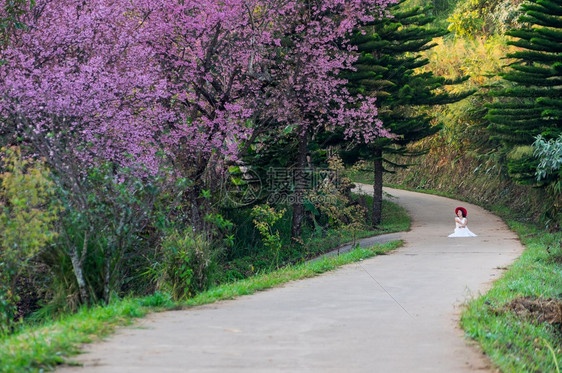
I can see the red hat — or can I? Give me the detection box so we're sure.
[455,207,467,217]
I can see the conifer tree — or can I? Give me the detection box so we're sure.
[338,0,473,226]
[486,0,562,184]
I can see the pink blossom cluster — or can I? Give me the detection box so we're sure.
[0,0,396,176]
[0,0,170,172]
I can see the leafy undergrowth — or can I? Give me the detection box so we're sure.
[348,169,374,185]
[0,241,402,373]
[461,223,562,372]
[219,196,409,282]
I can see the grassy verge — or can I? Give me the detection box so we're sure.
[383,183,561,372]
[0,240,402,373]
[461,221,561,372]
[349,170,374,185]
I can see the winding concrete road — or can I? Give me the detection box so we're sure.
[59,186,524,372]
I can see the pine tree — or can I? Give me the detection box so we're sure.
[337,0,473,226]
[486,0,562,184]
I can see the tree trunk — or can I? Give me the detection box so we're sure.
[103,248,112,305]
[69,248,88,305]
[291,132,309,239]
[372,148,383,227]
[188,185,205,232]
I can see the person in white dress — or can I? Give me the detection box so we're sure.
[448,207,477,237]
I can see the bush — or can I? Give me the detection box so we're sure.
[36,163,163,317]
[533,135,562,229]
[147,230,216,301]
[251,204,286,269]
[447,0,524,36]
[0,147,58,334]
[306,156,367,243]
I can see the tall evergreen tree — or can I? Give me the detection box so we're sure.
[486,0,562,184]
[338,0,473,226]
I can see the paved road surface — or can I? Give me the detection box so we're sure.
[59,186,523,372]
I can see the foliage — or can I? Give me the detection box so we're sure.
[342,0,468,163]
[0,147,57,272]
[447,0,525,36]
[447,9,484,37]
[415,35,515,153]
[220,195,409,282]
[252,205,286,269]
[534,134,562,188]
[36,164,162,315]
[306,156,367,244]
[0,0,397,242]
[140,0,396,236]
[0,147,57,334]
[486,0,562,184]
[335,0,472,225]
[402,0,459,20]
[145,0,395,158]
[0,0,166,174]
[533,134,562,227]
[146,230,215,301]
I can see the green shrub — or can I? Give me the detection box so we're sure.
[147,230,216,301]
[0,147,58,334]
[447,0,524,36]
[533,135,562,229]
[307,156,367,243]
[35,163,163,317]
[251,204,286,269]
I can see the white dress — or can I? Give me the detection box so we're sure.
[448,217,477,237]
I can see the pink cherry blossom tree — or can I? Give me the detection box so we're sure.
[0,0,397,304]
[0,0,167,303]
[142,0,395,235]
[252,0,394,237]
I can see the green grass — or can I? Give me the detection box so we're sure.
[349,170,374,185]
[460,222,562,373]
[0,241,403,373]
[0,292,175,372]
[377,198,410,232]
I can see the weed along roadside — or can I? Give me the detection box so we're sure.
[0,239,404,372]
[0,151,410,373]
